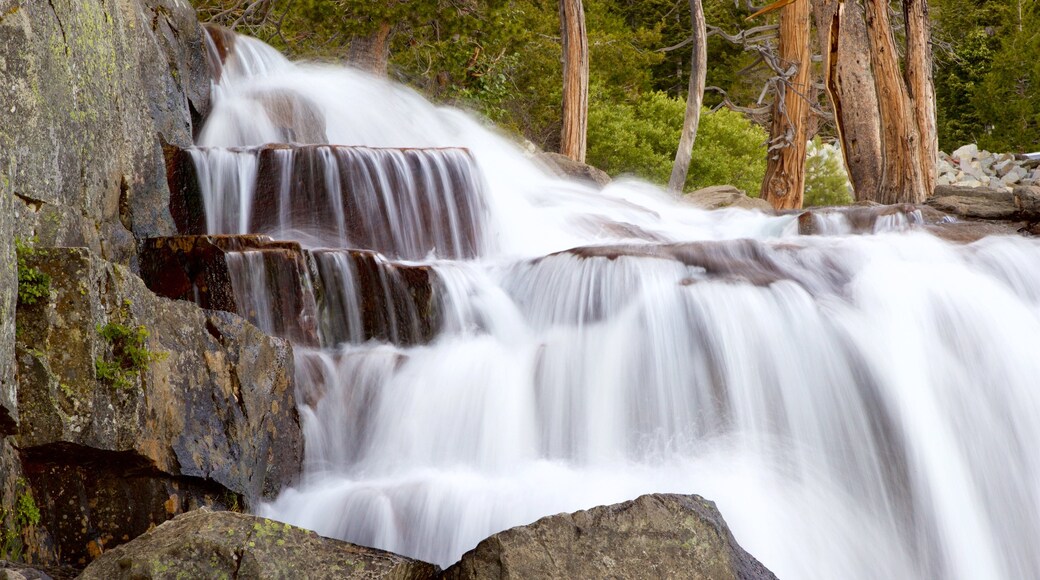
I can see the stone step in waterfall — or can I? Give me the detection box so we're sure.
[165,143,489,260]
[141,236,440,348]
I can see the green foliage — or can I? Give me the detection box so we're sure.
[95,322,164,390]
[587,91,767,195]
[973,11,1040,152]
[932,0,1040,151]
[15,237,50,306]
[804,137,853,207]
[1,479,40,561]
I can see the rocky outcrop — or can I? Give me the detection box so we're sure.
[8,247,301,567]
[687,185,774,212]
[0,0,211,449]
[78,510,440,580]
[0,0,210,261]
[442,493,776,580]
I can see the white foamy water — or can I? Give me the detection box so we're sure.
[195,31,1040,579]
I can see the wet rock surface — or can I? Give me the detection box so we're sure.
[442,493,776,580]
[142,236,440,347]
[166,144,487,260]
[78,509,440,580]
[141,235,320,346]
[9,247,301,567]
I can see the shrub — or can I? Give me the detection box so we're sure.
[15,237,50,306]
[587,91,767,196]
[804,137,853,207]
[95,322,164,389]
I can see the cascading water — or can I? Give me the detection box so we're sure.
[191,30,1040,579]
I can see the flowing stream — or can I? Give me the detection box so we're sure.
[192,32,1040,579]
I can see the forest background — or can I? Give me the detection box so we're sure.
[191,0,1040,206]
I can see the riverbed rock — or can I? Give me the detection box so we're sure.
[688,185,774,212]
[78,510,440,580]
[537,152,612,188]
[442,493,777,580]
[12,247,301,567]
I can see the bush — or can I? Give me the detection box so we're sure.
[587,91,767,195]
[95,322,164,389]
[15,237,50,306]
[804,137,853,207]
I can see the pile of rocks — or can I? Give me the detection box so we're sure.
[937,144,1040,190]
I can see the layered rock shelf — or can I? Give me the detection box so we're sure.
[165,144,488,260]
[8,247,302,567]
[141,236,440,348]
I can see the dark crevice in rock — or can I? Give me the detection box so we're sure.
[0,405,15,437]
[45,0,69,58]
[14,192,46,212]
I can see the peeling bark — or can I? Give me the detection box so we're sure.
[813,0,884,201]
[761,0,812,209]
[560,0,589,162]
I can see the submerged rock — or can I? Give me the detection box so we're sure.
[442,493,776,580]
[78,510,440,580]
[537,152,612,188]
[687,185,774,212]
[11,247,301,567]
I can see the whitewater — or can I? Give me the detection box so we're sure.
[193,32,1040,579]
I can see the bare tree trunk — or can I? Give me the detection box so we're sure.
[904,0,937,197]
[560,0,589,162]
[348,21,393,76]
[814,0,884,201]
[864,0,928,204]
[760,0,812,209]
[668,0,707,193]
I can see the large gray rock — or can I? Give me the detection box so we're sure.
[0,0,210,262]
[0,0,210,457]
[78,510,440,580]
[442,493,777,580]
[11,247,301,567]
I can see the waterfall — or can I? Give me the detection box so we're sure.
[191,30,1040,579]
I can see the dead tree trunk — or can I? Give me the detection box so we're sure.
[863,0,928,204]
[348,21,393,76]
[560,0,589,162]
[814,0,884,201]
[814,0,935,204]
[760,0,812,209]
[668,0,708,193]
[904,0,937,197]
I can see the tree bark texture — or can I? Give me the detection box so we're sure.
[668,0,708,193]
[863,0,928,204]
[815,0,936,204]
[760,0,812,209]
[904,0,938,197]
[813,0,884,201]
[559,0,589,163]
[348,21,393,76]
